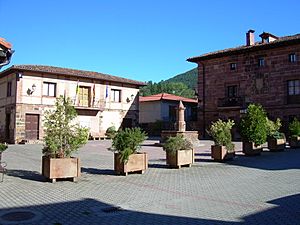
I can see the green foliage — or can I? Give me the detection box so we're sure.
[110,128,147,163]
[165,68,198,89]
[207,119,235,153]
[140,81,196,99]
[289,118,300,137]
[0,143,8,153]
[163,135,193,155]
[105,126,117,139]
[240,104,268,146]
[266,118,285,139]
[43,96,89,158]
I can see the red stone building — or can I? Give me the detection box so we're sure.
[188,30,300,138]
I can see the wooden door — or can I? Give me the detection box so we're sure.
[25,114,39,140]
[78,86,90,107]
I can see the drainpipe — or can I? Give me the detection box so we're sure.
[199,62,206,138]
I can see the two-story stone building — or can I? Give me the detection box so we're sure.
[0,65,145,143]
[188,30,300,137]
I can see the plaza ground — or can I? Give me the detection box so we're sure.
[0,139,299,225]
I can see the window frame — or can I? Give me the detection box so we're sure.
[227,85,238,98]
[287,80,300,96]
[111,89,121,102]
[258,57,265,67]
[230,63,237,71]
[7,81,12,97]
[43,82,57,97]
[289,53,297,63]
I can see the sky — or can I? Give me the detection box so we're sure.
[1,0,299,82]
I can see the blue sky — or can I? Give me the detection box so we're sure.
[1,0,299,82]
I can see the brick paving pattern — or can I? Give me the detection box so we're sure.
[0,140,299,224]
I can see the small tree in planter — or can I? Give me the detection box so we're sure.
[163,135,194,168]
[289,118,300,148]
[105,126,117,139]
[0,143,8,161]
[42,96,89,182]
[207,119,235,161]
[110,127,148,176]
[240,104,268,155]
[266,118,286,151]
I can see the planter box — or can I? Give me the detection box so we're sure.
[114,152,148,176]
[289,136,300,148]
[166,149,194,168]
[268,138,285,152]
[42,156,80,183]
[242,142,262,156]
[211,145,235,161]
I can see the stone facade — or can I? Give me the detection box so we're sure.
[188,31,300,138]
[0,65,145,143]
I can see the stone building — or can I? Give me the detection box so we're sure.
[187,30,300,137]
[0,65,145,143]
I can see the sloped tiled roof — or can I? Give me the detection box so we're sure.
[187,33,300,62]
[140,93,197,103]
[1,65,146,86]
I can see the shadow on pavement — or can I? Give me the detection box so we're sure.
[81,167,115,175]
[226,148,300,170]
[0,194,299,224]
[7,170,45,182]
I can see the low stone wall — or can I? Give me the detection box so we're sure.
[161,130,201,148]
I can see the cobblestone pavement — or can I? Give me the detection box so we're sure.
[0,139,299,225]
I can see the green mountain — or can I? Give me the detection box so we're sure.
[140,67,198,98]
[164,68,198,90]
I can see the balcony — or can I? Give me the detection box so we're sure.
[218,97,245,108]
[74,98,106,111]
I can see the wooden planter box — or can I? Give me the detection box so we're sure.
[211,145,235,161]
[42,156,80,183]
[289,136,300,148]
[242,141,262,156]
[166,149,194,168]
[114,152,148,176]
[267,138,285,152]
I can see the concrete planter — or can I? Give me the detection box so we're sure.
[42,156,80,183]
[289,136,300,148]
[166,149,194,168]
[114,152,148,176]
[267,138,285,152]
[242,141,262,156]
[211,145,235,161]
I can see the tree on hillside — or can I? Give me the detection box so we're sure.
[140,81,195,99]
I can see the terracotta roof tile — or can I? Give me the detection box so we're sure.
[187,33,300,62]
[140,93,197,103]
[1,65,146,86]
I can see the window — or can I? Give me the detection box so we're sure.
[258,58,265,67]
[78,86,90,107]
[227,85,238,98]
[111,89,121,102]
[287,80,300,104]
[7,81,12,97]
[288,80,300,95]
[230,63,237,70]
[289,53,297,63]
[43,82,56,97]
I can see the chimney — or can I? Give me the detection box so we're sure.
[246,29,255,46]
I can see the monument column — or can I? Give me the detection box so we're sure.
[177,101,186,132]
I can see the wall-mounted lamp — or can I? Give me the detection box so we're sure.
[27,84,36,95]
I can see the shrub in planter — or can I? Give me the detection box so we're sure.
[240,104,268,155]
[0,143,8,161]
[105,126,117,139]
[109,127,148,175]
[163,135,194,168]
[266,118,285,151]
[42,96,89,182]
[207,119,235,161]
[289,118,300,148]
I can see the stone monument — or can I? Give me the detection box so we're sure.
[161,101,201,147]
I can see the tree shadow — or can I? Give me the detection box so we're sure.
[0,194,299,224]
[81,167,115,175]
[225,148,300,170]
[148,164,169,169]
[7,169,45,182]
